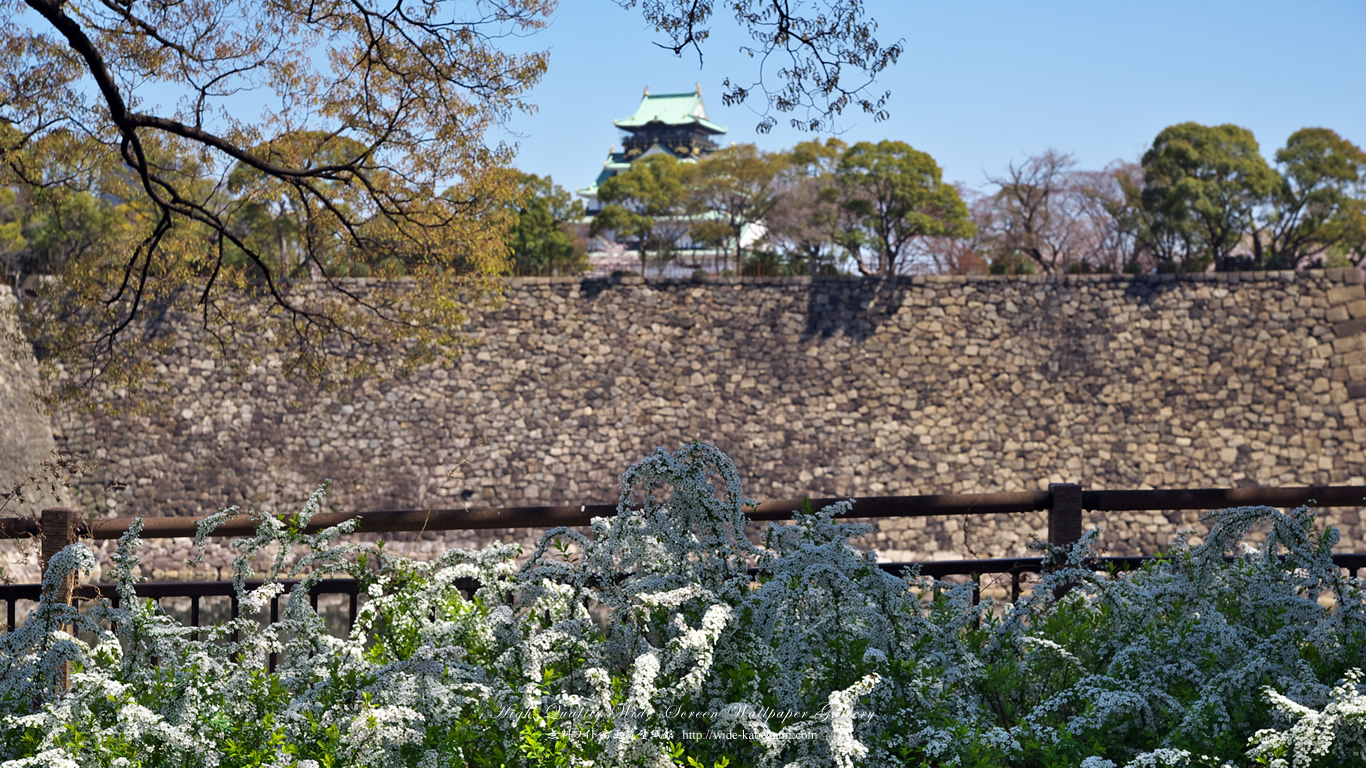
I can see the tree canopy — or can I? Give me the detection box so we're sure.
[1,0,903,402]
[688,144,784,271]
[505,173,587,277]
[591,154,693,274]
[1260,128,1366,270]
[837,140,975,276]
[764,138,849,276]
[1137,123,1281,272]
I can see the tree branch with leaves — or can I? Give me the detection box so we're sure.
[622,0,903,133]
[4,0,554,401]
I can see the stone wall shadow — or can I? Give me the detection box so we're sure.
[1123,275,1180,306]
[578,277,615,301]
[802,276,911,342]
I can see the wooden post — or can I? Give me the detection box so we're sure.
[1047,484,1083,599]
[40,507,81,691]
[1047,484,1083,551]
[40,507,80,600]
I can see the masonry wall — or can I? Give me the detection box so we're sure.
[16,270,1366,579]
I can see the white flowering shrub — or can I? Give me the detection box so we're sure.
[1,442,1364,768]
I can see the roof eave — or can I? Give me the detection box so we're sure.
[613,117,728,133]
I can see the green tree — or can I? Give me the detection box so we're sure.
[506,173,588,277]
[1138,123,1280,272]
[687,218,735,273]
[222,133,377,280]
[1256,128,1366,270]
[837,140,975,275]
[688,144,784,272]
[0,126,129,285]
[0,183,122,286]
[591,154,692,274]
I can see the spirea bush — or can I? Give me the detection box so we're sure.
[2,442,1366,768]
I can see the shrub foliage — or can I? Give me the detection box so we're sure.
[2,443,1365,767]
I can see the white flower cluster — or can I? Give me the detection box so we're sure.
[1248,668,1366,768]
[827,674,879,768]
[346,705,426,766]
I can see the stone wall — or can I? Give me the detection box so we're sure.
[11,270,1366,579]
[0,292,59,510]
[0,292,65,581]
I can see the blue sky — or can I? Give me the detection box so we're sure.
[500,1,1366,195]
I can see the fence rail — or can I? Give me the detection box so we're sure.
[4,483,1366,635]
[52,483,1366,539]
[0,579,366,635]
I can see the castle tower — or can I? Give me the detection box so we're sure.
[578,85,727,214]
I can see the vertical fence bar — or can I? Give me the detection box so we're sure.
[230,594,240,644]
[40,507,81,691]
[268,596,280,672]
[5,599,14,632]
[190,596,200,641]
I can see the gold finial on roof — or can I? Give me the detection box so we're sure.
[643,85,650,95]
[695,82,702,94]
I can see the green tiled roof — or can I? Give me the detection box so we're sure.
[614,90,726,134]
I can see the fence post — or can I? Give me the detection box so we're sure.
[1046,484,1083,599]
[1047,484,1083,554]
[40,507,81,691]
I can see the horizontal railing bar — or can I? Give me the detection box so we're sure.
[4,485,1363,543]
[0,578,366,603]
[0,518,40,538]
[1084,486,1366,511]
[749,492,1054,521]
[6,553,1366,605]
[884,552,1366,578]
[82,505,620,540]
[76,491,1058,540]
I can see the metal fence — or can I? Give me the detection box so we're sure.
[4,483,1366,633]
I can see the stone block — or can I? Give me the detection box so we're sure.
[1328,284,1366,305]
[1335,317,1366,337]
[1334,335,1362,354]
